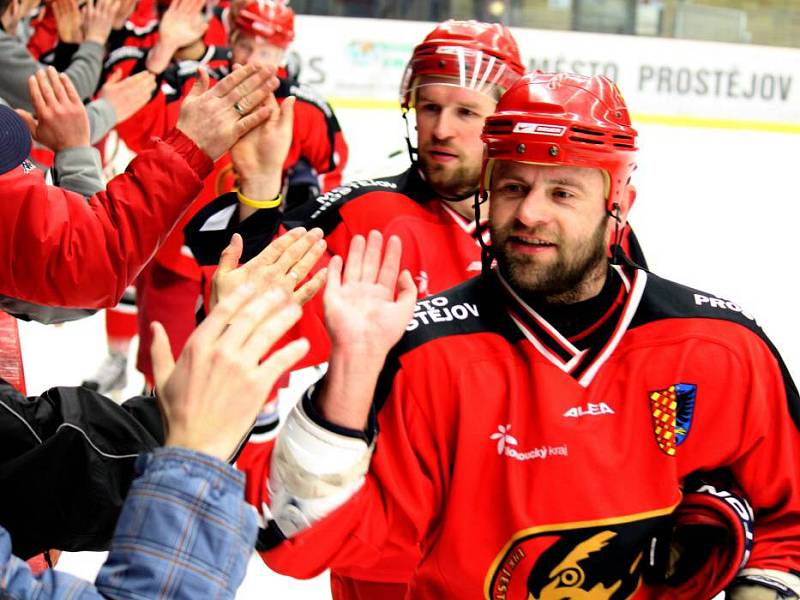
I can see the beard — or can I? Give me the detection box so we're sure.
[418,147,481,200]
[492,215,610,303]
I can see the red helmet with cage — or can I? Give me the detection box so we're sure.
[481,72,638,212]
[234,0,295,49]
[400,20,524,109]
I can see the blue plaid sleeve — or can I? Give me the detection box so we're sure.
[0,447,257,599]
[96,447,258,599]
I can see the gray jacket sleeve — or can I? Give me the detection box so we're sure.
[86,97,117,144]
[52,145,105,197]
[0,30,105,110]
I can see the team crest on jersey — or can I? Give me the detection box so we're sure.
[484,517,666,600]
[648,383,696,456]
[20,159,34,174]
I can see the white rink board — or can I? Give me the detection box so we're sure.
[291,15,800,125]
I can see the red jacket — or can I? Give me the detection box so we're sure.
[258,267,800,598]
[0,129,212,308]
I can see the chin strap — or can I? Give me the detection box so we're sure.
[607,201,640,270]
[401,108,418,165]
[474,190,495,274]
[608,202,624,265]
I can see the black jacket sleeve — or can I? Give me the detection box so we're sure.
[0,381,163,558]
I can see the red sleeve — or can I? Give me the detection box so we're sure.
[115,83,183,153]
[255,363,442,581]
[722,338,800,573]
[26,7,58,59]
[0,130,213,308]
[288,99,349,193]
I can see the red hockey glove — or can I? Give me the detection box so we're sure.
[647,476,754,599]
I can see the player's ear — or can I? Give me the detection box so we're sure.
[617,183,636,227]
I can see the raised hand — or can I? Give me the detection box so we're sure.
[17,67,90,152]
[158,0,208,51]
[100,70,157,123]
[324,230,417,356]
[212,229,328,311]
[152,283,309,461]
[112,0,136,29]
[232,94,294,191]
[82,0,120,45]
[175,63,279,160]
[317,231,417,430]
[232,93,294,219]
[53,0,84,43]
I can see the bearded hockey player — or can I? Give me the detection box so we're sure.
[188,20,647,600]
[184,19,526,600]
[261,73,800,599]
[187,19,527,296]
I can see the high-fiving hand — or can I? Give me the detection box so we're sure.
[17,67,90,152]
[324,230,417,358]
[316,231,417,431]
[212,229,328,312]
[175,63,280,160]
[152,283,309,461]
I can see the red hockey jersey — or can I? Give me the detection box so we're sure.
[188,167,487,295]
[188,168,649,600]
[255,266,800,599]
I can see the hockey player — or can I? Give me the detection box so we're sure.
[181,21,526,598]
[187,20,642,600]
[188,19,527,296]
[98,0,348,387]
[261,73,800,599]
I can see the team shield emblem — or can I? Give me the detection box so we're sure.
[649,383,696,456]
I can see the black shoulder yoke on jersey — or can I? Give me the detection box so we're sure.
[632,271,800,430]
[275,76,343,178]
[631,271,764,335]
[276,77,332,118]
[184,192,283,266]
[369,274,523,416]
[185,168,438,266]
[283,166,437,234]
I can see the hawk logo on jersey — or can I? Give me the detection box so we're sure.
[485,519,662,600]
[649,383,696,456]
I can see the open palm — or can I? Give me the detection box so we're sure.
[159,0,207,49]
[324,231,417,358]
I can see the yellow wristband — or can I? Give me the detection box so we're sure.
[236,189,282,209]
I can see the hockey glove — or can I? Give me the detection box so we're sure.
[646,476,754,599]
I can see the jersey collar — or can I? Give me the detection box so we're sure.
[494,265,647,387]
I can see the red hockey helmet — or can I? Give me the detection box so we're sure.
[234,0,295,49]
[481,72,638,212]
[400,20,524,109]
